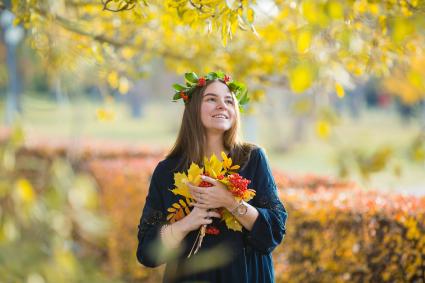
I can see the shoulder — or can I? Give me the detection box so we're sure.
[234,142,268,170]
[152,155,182,177]
[240,142,267,159]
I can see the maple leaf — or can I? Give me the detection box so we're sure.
[222,209,243,232]
[204,154,224,178]
[171,163,203,198]
[221,151,240,171]
[243,189,256,202]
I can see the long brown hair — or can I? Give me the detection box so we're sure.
[166,79,256,171]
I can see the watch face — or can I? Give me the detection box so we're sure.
[238,203,248,215]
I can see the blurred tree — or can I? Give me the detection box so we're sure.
[9,0,425,101]
[5,0,425,179]
[0,126,115,283]
[1,0,24,125]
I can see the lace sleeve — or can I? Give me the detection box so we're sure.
[244,148,288,254]
[136,166,168,268]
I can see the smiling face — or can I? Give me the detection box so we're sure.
[200,81,236,135]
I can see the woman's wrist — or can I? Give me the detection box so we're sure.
[173,218,191,235]
[225,196,239,211]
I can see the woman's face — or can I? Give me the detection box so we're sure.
[200,81,236,135]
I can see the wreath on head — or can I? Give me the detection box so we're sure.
[172,71,250,112]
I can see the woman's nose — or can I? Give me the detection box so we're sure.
[216,99,226,109]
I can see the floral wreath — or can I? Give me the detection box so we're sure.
[172,71,250,112]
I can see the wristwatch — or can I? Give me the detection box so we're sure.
[230,200,248,217]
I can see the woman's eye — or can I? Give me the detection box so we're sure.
[226,100,234,105]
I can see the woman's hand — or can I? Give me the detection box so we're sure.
[179,206,221,232]
[187,175,235,210]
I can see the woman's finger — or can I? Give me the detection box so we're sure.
[192,202,209,209]
[201,175,218,186]
[208,211,221,218]
[188,188,202,201]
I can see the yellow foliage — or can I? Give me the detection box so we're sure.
[392,18,415,43]
[221,209,242,232]
[14,178,35,205]
[107,71,119,89]
[296,30,312,53]
[96,108,115,122]
[118,76,130,95]
[315,120,331,139]
[335,82,345,98]
[203,154,224,178]
[221,151,240,171]
[172,174,191,199]
[166,198,192,223]
[289,63,315,93]
[327,1,344,20]
[12,0,425,100]
[383,54,425,104]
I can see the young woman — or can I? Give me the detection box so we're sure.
[137,72,287,282]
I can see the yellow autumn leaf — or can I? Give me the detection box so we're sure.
[221,151,233,170]
[302,1,328,27]
[121,47,136,60]
[204,154,223,178]
[172,203,180,209]
[179,199,187,207]
[296,30,312,53]
[289,64,314,93]
[327,0,344,19]
[96,108,115,122]
[316,120,331,139]
[174,172,187,188]
[222,209,243,232]
[368,3,380,15]
[335,82,345,98]
[184,206,191,214]
[118,76,130,95]
[392,18,415,43]
[243,189,256,202]
[107,71,119,89]
[15,178,35,205]
[171,172,192,198]
[407,70,424,90]
[187,162,203,185]
[246,7,254,23]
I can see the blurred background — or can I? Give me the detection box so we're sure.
[1,0,424,282]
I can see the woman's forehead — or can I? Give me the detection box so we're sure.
[203,92,234,99]
[203,82,233,97]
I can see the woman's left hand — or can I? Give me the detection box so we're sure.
[187,175,235,210]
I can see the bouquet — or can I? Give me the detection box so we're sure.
[166,152,255,256]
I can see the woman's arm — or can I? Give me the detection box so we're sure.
[160,207,221,250]
[224,198,259,231]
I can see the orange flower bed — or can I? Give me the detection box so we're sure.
[275,188,425,282]
[5,140,424,282]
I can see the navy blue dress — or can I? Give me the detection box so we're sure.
[137,146,288,282]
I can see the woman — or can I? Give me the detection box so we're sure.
[137,72,287,282]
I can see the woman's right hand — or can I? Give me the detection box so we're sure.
[179,207,221,232]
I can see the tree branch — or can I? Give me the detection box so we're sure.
[33,6,128,47]
[102,0,136,12]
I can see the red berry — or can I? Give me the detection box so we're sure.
[198,77,206,86]
[206,226,220,235]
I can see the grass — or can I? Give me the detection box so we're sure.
[1,94,423,195]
